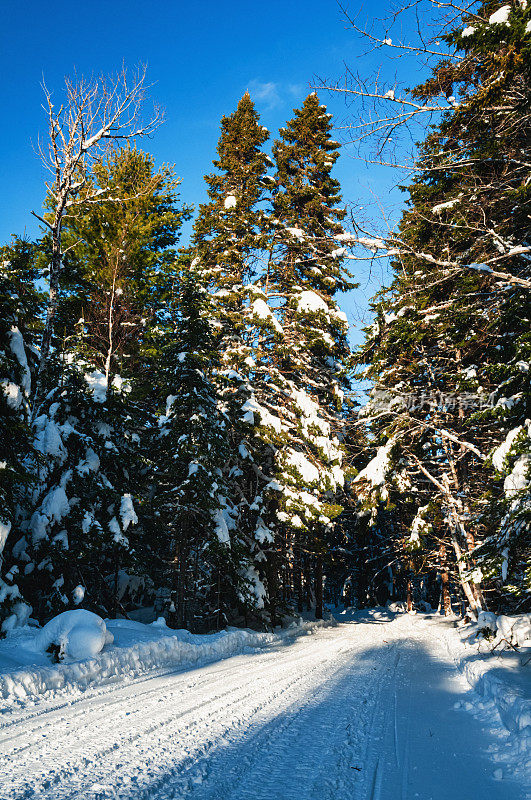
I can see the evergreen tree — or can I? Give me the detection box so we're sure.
[354,0,531,613]
[12,149,191,622]
[257,93,355,618]
[57,146,192,383]
[16,361,141,620]
[149,262,250,630]
[192,92,274,621]
[0,239,42,631]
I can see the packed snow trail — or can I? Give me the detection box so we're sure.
[0,612,526,800]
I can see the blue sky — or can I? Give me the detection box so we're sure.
[0,0,419,346]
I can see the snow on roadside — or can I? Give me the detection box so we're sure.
[442,613,531,770]
[0,615,335,708]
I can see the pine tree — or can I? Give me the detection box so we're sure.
[148,261,249,630]
[191,93,274,622]
[258,93,355,618]
[12,148,191,622]
[57,146,192,383]
[0,239,42,632]
[16,361,141,620]
[354,0,531,613]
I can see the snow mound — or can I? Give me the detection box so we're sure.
[476,611,531,646]
[35,610,113,661]
[477,610,497,633]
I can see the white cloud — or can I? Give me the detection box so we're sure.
[247,80,305,112]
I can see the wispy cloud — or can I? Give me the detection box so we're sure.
[247,80,306,112]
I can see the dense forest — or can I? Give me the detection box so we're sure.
[1,0,529,635]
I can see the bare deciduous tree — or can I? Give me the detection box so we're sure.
[31,64,163,415]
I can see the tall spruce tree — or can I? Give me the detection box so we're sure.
[353,0,531,613]
[0,239,42,631]
[258,93,355,618]
[192,93,274,621]
[148,261,250,630]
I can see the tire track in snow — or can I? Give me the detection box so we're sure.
[0,633,345,800]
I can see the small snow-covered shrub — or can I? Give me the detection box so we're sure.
[387,601,407,613]
[473,611,531,648]
[477,610,498,639]
[35,609,113,661]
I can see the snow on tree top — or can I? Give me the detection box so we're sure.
[296,290,329,314]
[491,426,526,472]
[504,455,530,495]
[213,509,231,545]
[357,236,385,251]
[283,449,320,485]
[489,5,511,24]
[34,416,66,460]
[0,520,12,556]
[76,447,100,476]
[1,381,23,411]
[251,298,283,333]
[331,247,347,259]
[109,517,128,547]
[241,394,285,433]
[431,196,462,215]
[255,518,274,544]
[120,494,138,531]
[354,439,395,499]
[9,326,31,395]
[286,227,305,241]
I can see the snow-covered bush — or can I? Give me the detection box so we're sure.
[35,610,113,661]
[475,611,531,648]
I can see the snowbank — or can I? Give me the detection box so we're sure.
[444,614,531,754]
[0,615,334,707]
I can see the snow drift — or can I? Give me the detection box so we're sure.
[444,613,531,753]
[0,615,334,707]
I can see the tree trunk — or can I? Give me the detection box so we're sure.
[406,578,413,612]
[266,553,278,628]
[304,555,313,612]
[294,556,303,613]
[168,538,180,628]
[315,555,323,620]
[112,552,120,618]
[439,543,452,615]
[450,533,481,617]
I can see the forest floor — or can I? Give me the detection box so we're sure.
[0,610,528,800]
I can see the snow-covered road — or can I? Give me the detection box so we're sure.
[0,612,527,800]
